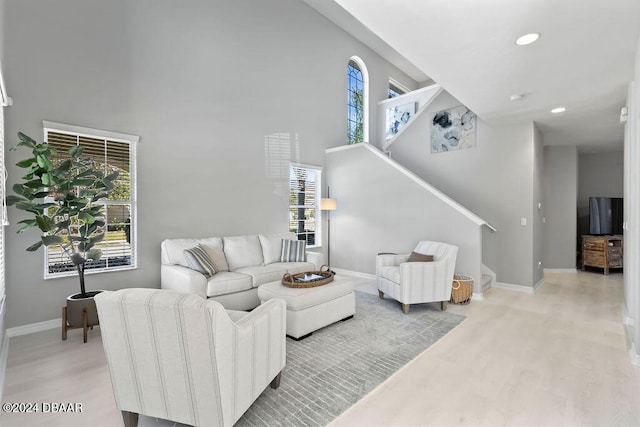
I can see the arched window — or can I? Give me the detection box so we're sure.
[347,56,368,143]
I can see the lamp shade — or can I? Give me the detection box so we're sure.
[320,198,337,211]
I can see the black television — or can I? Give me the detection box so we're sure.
[589,197,623,235]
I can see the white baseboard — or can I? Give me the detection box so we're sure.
[471,292,484,301]
[493,281,535,294]
[544,268,578,273]
[6,318,60,338]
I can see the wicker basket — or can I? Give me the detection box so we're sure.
[282,265,334,288]
[450,274,473,304]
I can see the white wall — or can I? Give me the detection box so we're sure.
[623,34,640,364]
[384,91,538,288]
[2,0,417,328]
[543,146,578,269]
[325,144,482,285]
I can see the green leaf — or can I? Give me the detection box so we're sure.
[5,194,27,206]
[87,249,102,261]
[100,178,114,191]
[70,253,86,266]
[15,132,37,149]
[71,178,95,187]
[105,171,119,181]
[41,173,53,186]
[90,233,105,244]
[78,211,95,224]
[36,154,52,170]
[35,215,55,232]
[42,235,63,246]
[26,241,44,252]
[69,145,84,158]
[16,157,36,168]
[16,219,38,233]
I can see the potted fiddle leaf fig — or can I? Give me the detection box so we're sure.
[6,132,119,342]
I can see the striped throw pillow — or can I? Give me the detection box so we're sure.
[183,245,217,277]
[280,239,307,262]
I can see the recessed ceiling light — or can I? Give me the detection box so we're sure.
[515,33,540,46]
[551,107,566,114]
[510,94,524,102]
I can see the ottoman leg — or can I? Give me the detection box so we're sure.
[402,303,410,314]
[378,290,384,299]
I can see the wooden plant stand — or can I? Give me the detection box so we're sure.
[62,306,95,343]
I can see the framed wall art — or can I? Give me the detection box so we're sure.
[431,106,476,153]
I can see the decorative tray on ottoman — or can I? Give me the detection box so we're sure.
[282,265,334,288]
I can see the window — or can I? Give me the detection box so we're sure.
[388,78,408,98]
[43,122,138,278]
[289,164,321,247]
[348,56,368,143]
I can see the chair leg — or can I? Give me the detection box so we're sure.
[378,290,384,299]
[441,301,448,311]
[402,303,410,314]
[82,308,88,343]
[270,371,282,389]
[121,411,139,427]
[62,307,68,341]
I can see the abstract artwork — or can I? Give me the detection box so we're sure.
[385,102,416,140]
[431,106,476,153]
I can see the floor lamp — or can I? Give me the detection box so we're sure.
[321,193,337,271]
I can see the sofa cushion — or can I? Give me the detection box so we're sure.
[184,245,217,277]
[161,237,223,268]
[280,239,307,262]
[259,232,297,265]
[278,262,316,275]
[223,235,264,270]
[206,271,253,297]
[235,264,289,287]
[200,244,229,272]
[407,252,434,262]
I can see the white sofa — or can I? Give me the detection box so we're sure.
[161,232,323,310]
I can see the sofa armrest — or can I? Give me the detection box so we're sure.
[161,265,208,298]
[376,253,410,274]
[306,251,324,270]
[232,298,287,406]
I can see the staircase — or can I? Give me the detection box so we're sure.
[325,142,495,298]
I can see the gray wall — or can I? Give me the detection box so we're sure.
[543,146,578,269]
[385,91,538,288]
[325,144,482,284]
[531,124,544,285]
[577,151,624,239]
[2,0,417,328]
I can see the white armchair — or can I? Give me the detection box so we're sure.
[376,241,459,314]
[95,288,286,427]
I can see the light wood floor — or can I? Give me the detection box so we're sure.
[1,271,639,427]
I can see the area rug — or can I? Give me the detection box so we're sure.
[235,290,466,427]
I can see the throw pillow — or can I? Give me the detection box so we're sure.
[407,252,434,262]
[184,245,217,277]
[280,239,307,262]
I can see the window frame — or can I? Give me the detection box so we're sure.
[288,163,322,249]
[348,56,369,143]
[42,121,139,279]
[388,77,409,99]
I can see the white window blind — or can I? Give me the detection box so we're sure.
[289,164,321,247]
[43,123,138,278]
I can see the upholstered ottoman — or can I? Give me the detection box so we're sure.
[258,275,356,339]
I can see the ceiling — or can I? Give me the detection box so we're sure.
[303,0,640,153]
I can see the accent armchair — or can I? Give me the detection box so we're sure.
[95,288,286,427]
[376,240,459,314]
